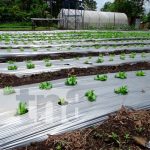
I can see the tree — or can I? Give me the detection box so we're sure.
[101,0,150,25]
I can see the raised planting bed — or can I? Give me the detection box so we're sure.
[16,107,150,150]
[0,71,150,149]
[0,31,150,150]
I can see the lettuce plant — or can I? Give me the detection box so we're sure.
[8,65,18,70]
[58,98,68,105]
[94,74,108,81]
[129,52,136,59]
[85,90,97,102]
[120,53,125,60]
[114,85,128,95]
[3,86,15,95]
[7,60,15,64]
[115,72,127,79]
[96,57,104,63]
[26,61,35,69]
[65,75,77,86]
[39,81,53,90]
[136,71,145,76]
[17,102,28,115]
[141,52,146,58]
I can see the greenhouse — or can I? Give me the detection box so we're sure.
[58,9,128,29]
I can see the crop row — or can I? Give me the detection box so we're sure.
[0,31,150,42]
[3,52,148,71]
[2,70,146,116]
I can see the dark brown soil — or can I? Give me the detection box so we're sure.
[0,61,150,88]
[16,107,150,150]
[0,49,150,63]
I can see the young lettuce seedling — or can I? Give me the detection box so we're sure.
[94,74,108,81]
[8,65,18,70]
[115,72,127,79]
[85,90,97,102]
[96,57,104,63]
[136,71,146,76]
[17,102,28,115]
[39,82,53,90]
[120,53,126,60]
[141,52,146,58]
[3,86,15,95]
[58,98,68,105]
[114,85,128,95]
[7,60,15,64]
[26,61,35,69]
[65,75,77,86]
[129,52,136,59]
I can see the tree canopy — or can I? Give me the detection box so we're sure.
[0,0,97,22]
[101,0,150,25]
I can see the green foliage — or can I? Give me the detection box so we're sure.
[136,71,146,76]
[3,86,15,95]
[17,102,28,115]
[26,61,35,69]
[65,75,77,86]
[120,53,126,60]
[8,65,18,70]
[58,98,68,106]
[94,74,108,81]
[39,82,53,90]
[115,72,127,79]
[96,57,104,63]
[45,62,52,67]
[141,52,146,58]
[129,52,136,59]
[101,0,149,25]
[114,85,128,95]
[85,90,97,102]
[109,132,120,145]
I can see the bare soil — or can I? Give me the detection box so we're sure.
[0,61,150,88]
[16,107,150,150]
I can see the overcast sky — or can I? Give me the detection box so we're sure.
[96,0,150,13]
[96,0,113,10]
